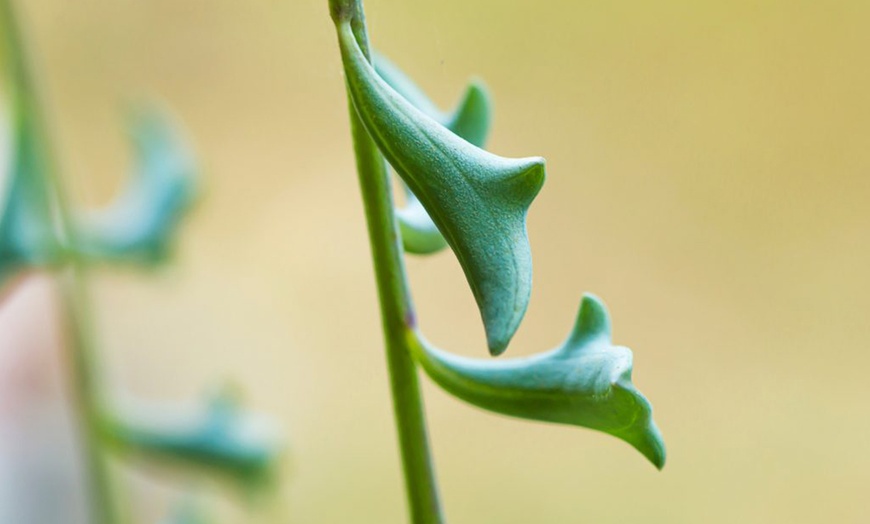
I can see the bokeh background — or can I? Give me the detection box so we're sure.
[2,0,870,522]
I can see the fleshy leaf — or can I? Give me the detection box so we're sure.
[396,185,448,254]
[372,53,444,124]
[374,54,492,255]
[338,22,545,354]
[74,104,197,265]
[373,53,492,148]
[0,101,60,290]
[104,387,281,486]
[411,294,666,469]
[443,81,492,149]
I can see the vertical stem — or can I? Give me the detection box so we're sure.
[0,2,120,523]
[329,1,444,522]
[57,267,119,524]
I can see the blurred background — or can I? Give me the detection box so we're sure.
[1,0,869,522]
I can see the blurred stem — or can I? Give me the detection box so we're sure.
[330,0,444,522]
[0,2,121,523]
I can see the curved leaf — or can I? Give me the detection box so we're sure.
[338,22,545,354]
[104,387,281,486]
[411,294,666,469]
[374,53,492,256]
[443,81,492,150]
[75,104,198,265]
[373,53,492,148]
[372,53,445,124]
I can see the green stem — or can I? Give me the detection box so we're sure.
[0,2,120,523]
[330,1,444,522]
[58,266,120,524]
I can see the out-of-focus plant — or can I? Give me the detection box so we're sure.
[328,1,666,522]
[0,2,281,523]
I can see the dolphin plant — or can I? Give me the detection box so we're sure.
[328,0,666,522]
[0,1,281,522]
[411,294,665,468]
[338,20,546,355]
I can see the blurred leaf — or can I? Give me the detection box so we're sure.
[0,7,62,292]
[160,498,210,524]
[412,294,666,469]
[338,22,545,355]
[374,53,492,255]
[105,386,282,488]
[74,103,198,265]
[0,103,61,290]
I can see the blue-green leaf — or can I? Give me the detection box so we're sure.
[442,81,491,150]
[372,53,444,125]
[74,104,197,265]
[374,53,492,256]
[337,22,545,355]
[373,53,492,149]
[0,102,60,289]
[411,294,666,469]
[104,387,281,486]
[396,184,448,255]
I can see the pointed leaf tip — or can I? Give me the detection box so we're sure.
[504,155,546,206]
[445,80,492,148]
[608,376,666,470]
[632,418,666,470]
[567,293,612,347]
[338,23,545,354]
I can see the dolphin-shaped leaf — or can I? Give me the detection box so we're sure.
[337,22,545,354]
[74,104,197,265]
[374,53,492,255]
[411,294,666,469]
[104,387,281,486]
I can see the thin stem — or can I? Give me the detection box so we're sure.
[57,267,120,524]
[329,0,444,522]
[0,2,120,523]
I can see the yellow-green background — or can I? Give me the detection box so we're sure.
[14,0,870,522]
